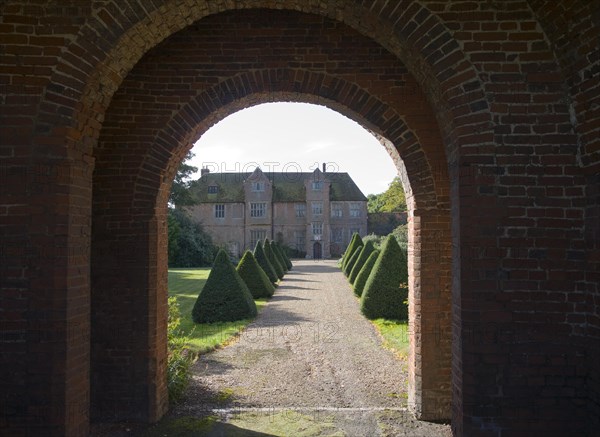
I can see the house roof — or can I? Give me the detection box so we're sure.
[189,171,367,203]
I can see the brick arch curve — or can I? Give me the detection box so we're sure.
[145,75,442,212]
[31,0,487,165]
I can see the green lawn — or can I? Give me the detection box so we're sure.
[371,318,409,358]
[168,268,267,354]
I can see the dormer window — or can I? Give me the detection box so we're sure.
[251,181,265,192]
[312,180,323,191]
[207,185,218,194]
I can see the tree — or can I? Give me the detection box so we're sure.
[169,151,198,209]
[360,235,408,320]
[353,249,380,297]
[264,239,284,279]
[236,251,275,299]
[343,244,363,277]
[269,240,288,273]
[367,176,407,213]
[253,240,278,284]
[341,233,363,269]
[274,241,293,270]
[349,240,376,284]
[168,208,216,267]
[192,250,257,323]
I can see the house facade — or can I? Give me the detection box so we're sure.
[186,166,368,259]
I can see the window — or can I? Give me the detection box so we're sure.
[331,203,342,218]
[251,181,265,192]
[312,180,323,190]
[250,229,267,249]
[294,231,305,251]
[331,228,343,243]
[312,202,323,216]
[350,203,361,218]
[250,202,267,218]
[207,185,218,194]
[214,204,225,218]
[295,203,306,218]
[312,222,322,236]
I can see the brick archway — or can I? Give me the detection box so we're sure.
[92,8,452,424]
[2,1,598,436]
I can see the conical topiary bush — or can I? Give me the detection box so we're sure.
[236,250,275,299]
[264,239,284,280]
[360,235,408,320]
[192,249,257,323]
[254,240,278,284]
[349,240,376,284]
[269,240,287,273]
[344,243,363,276]
[342,233,363,270]
[353,249,380,297]
[275,242,293,270]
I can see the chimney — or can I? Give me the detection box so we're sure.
[201,167,210,177]
[322,162,326,173]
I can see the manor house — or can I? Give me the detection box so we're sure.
[187,165,368,259]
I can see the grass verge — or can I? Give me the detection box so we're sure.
[168,268,267,354]
[370,318,409,358]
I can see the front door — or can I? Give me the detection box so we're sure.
[313,241,322,259]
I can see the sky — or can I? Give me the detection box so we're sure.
[190,102,399,196]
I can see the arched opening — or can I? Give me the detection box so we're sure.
[90,8,452,427]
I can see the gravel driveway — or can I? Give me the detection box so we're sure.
[167,260,451,436]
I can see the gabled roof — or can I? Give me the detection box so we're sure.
[189,171,367,203]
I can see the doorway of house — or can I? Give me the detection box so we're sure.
[313,241,322,259]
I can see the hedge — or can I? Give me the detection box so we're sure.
[192,249,257,323]
[353,249,380,297]
[343,244,363,276]
[264,239,284,279]
[236,250,275,299]
[253,240,278,284]
[348,240,376,284]
[360,235,408,320]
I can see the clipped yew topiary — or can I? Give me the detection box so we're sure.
[269,240,288,273]
[192,249,257,324]
[353,249,380,297]
[342,233,363,270]
[348,240,376,284]
[254,240,278,284]
[360,235,408,320]
[343,244,363,276]
[279,243,293,270]
[236,250,275,299]
[274,242,292,270]
[264,239,284,280]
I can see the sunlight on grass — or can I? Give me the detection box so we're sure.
[168,268,267,354]
[371,318,409,358]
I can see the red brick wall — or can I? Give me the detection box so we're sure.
[0,1,598,436]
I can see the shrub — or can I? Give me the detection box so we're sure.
[274,241,293,270]
[192,249,257,323]
[167,296,196,402]
[353,249,380,297]
[343,244,363,276]
[360,235,408,320]
[361,233,385,250]
[342,233,363,269]
[254,240,278,284]
[392,223,408,251]
[236,250,275,299]
[269,240,288,273]
[348,240,376,284]
[264,239,284,279]
[168,208,216,267]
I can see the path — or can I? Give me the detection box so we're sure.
[167,260,451,436]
